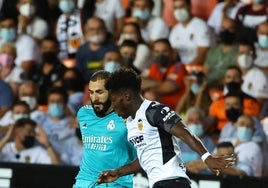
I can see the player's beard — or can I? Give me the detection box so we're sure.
[92,99,112,117]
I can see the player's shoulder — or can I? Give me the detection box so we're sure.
[145,101,172,119]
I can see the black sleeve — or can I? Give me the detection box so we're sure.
[145,102,182,133]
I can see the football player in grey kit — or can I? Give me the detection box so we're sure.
[97,69,235,188]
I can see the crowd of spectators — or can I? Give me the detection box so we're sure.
[0,0,268,178]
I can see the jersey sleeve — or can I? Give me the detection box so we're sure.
[145,102,182,133]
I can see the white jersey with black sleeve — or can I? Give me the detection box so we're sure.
[126,99,190,188]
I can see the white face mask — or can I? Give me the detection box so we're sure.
[20,96,37,110]
[88,34,105,44]
[237,54,253,69]
[19,3,36,17]
[173,8,190,23]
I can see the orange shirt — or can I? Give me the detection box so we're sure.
[209,96,260,131]
[147,63,187,110]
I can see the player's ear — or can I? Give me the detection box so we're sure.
[123,91,131,101]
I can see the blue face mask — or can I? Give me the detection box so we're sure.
[13,114,29,121]
[0,28,16,42]
[191,83,200,94]
[258,35,268,48]
[59,0,75,13]
[236,127,253,142]
[188,124,204,137]
[104,61,121,73]
[133,9,150,20]
[48,103,64,118]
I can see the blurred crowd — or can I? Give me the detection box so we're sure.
[0,0,268,179]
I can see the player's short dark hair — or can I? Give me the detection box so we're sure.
[90,70,111,83]
[106,69,141,93]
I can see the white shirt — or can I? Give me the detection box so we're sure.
[0,109,46,127]
[141,16,169,42]
[3,66,24,84]
[0,142,51,164]
[241,66,268,99]
[169,17,211,64]
[207,2,244,34]
[133,43,152,71]
[126,99,189,188]
[254,44,268,67]
[94,0,125,34]
[235,141,263,177]
[41,115,76,160]
[14,34,40,67]
[18,17,49,40]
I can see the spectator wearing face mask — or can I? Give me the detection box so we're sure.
[233,114,264,177]
[0,81,47,128]
[169,0,211,66]
[102,50,123,73]
[75,17,117,82]
[141,39,187,110]
[175,71,211,116]
[0,118,60,164]
[117,22,152,72]
[218,92,266,148]
[207,0,244,38]
[0,42,24,97]
[204,17,239,88]
[0,101,30,127]
[178,107,216,163]
[119,40,141,75]
[56,0,85,61]
[207,66,260,135]
[128,0,169,44]
[40,86,78,164]
[236,41,268,111]
[185,141,253,176]
[29,37,66,105]
[254,21,268,75]
[16,0,49,43]
[0,14,39,75]
[235,0,268,44]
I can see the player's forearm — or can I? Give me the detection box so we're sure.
[171,122,208,156]
[116,159,141,177]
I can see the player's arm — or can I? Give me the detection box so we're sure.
[170,121,235,174]
[97,159,141,184]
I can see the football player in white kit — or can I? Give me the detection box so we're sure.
[97,69,235,188]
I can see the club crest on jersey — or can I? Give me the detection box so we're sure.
[137,119,143,131]
[107,120,115,131]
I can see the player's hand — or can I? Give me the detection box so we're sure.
[96,170,120,185]
[205,154,236,176]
